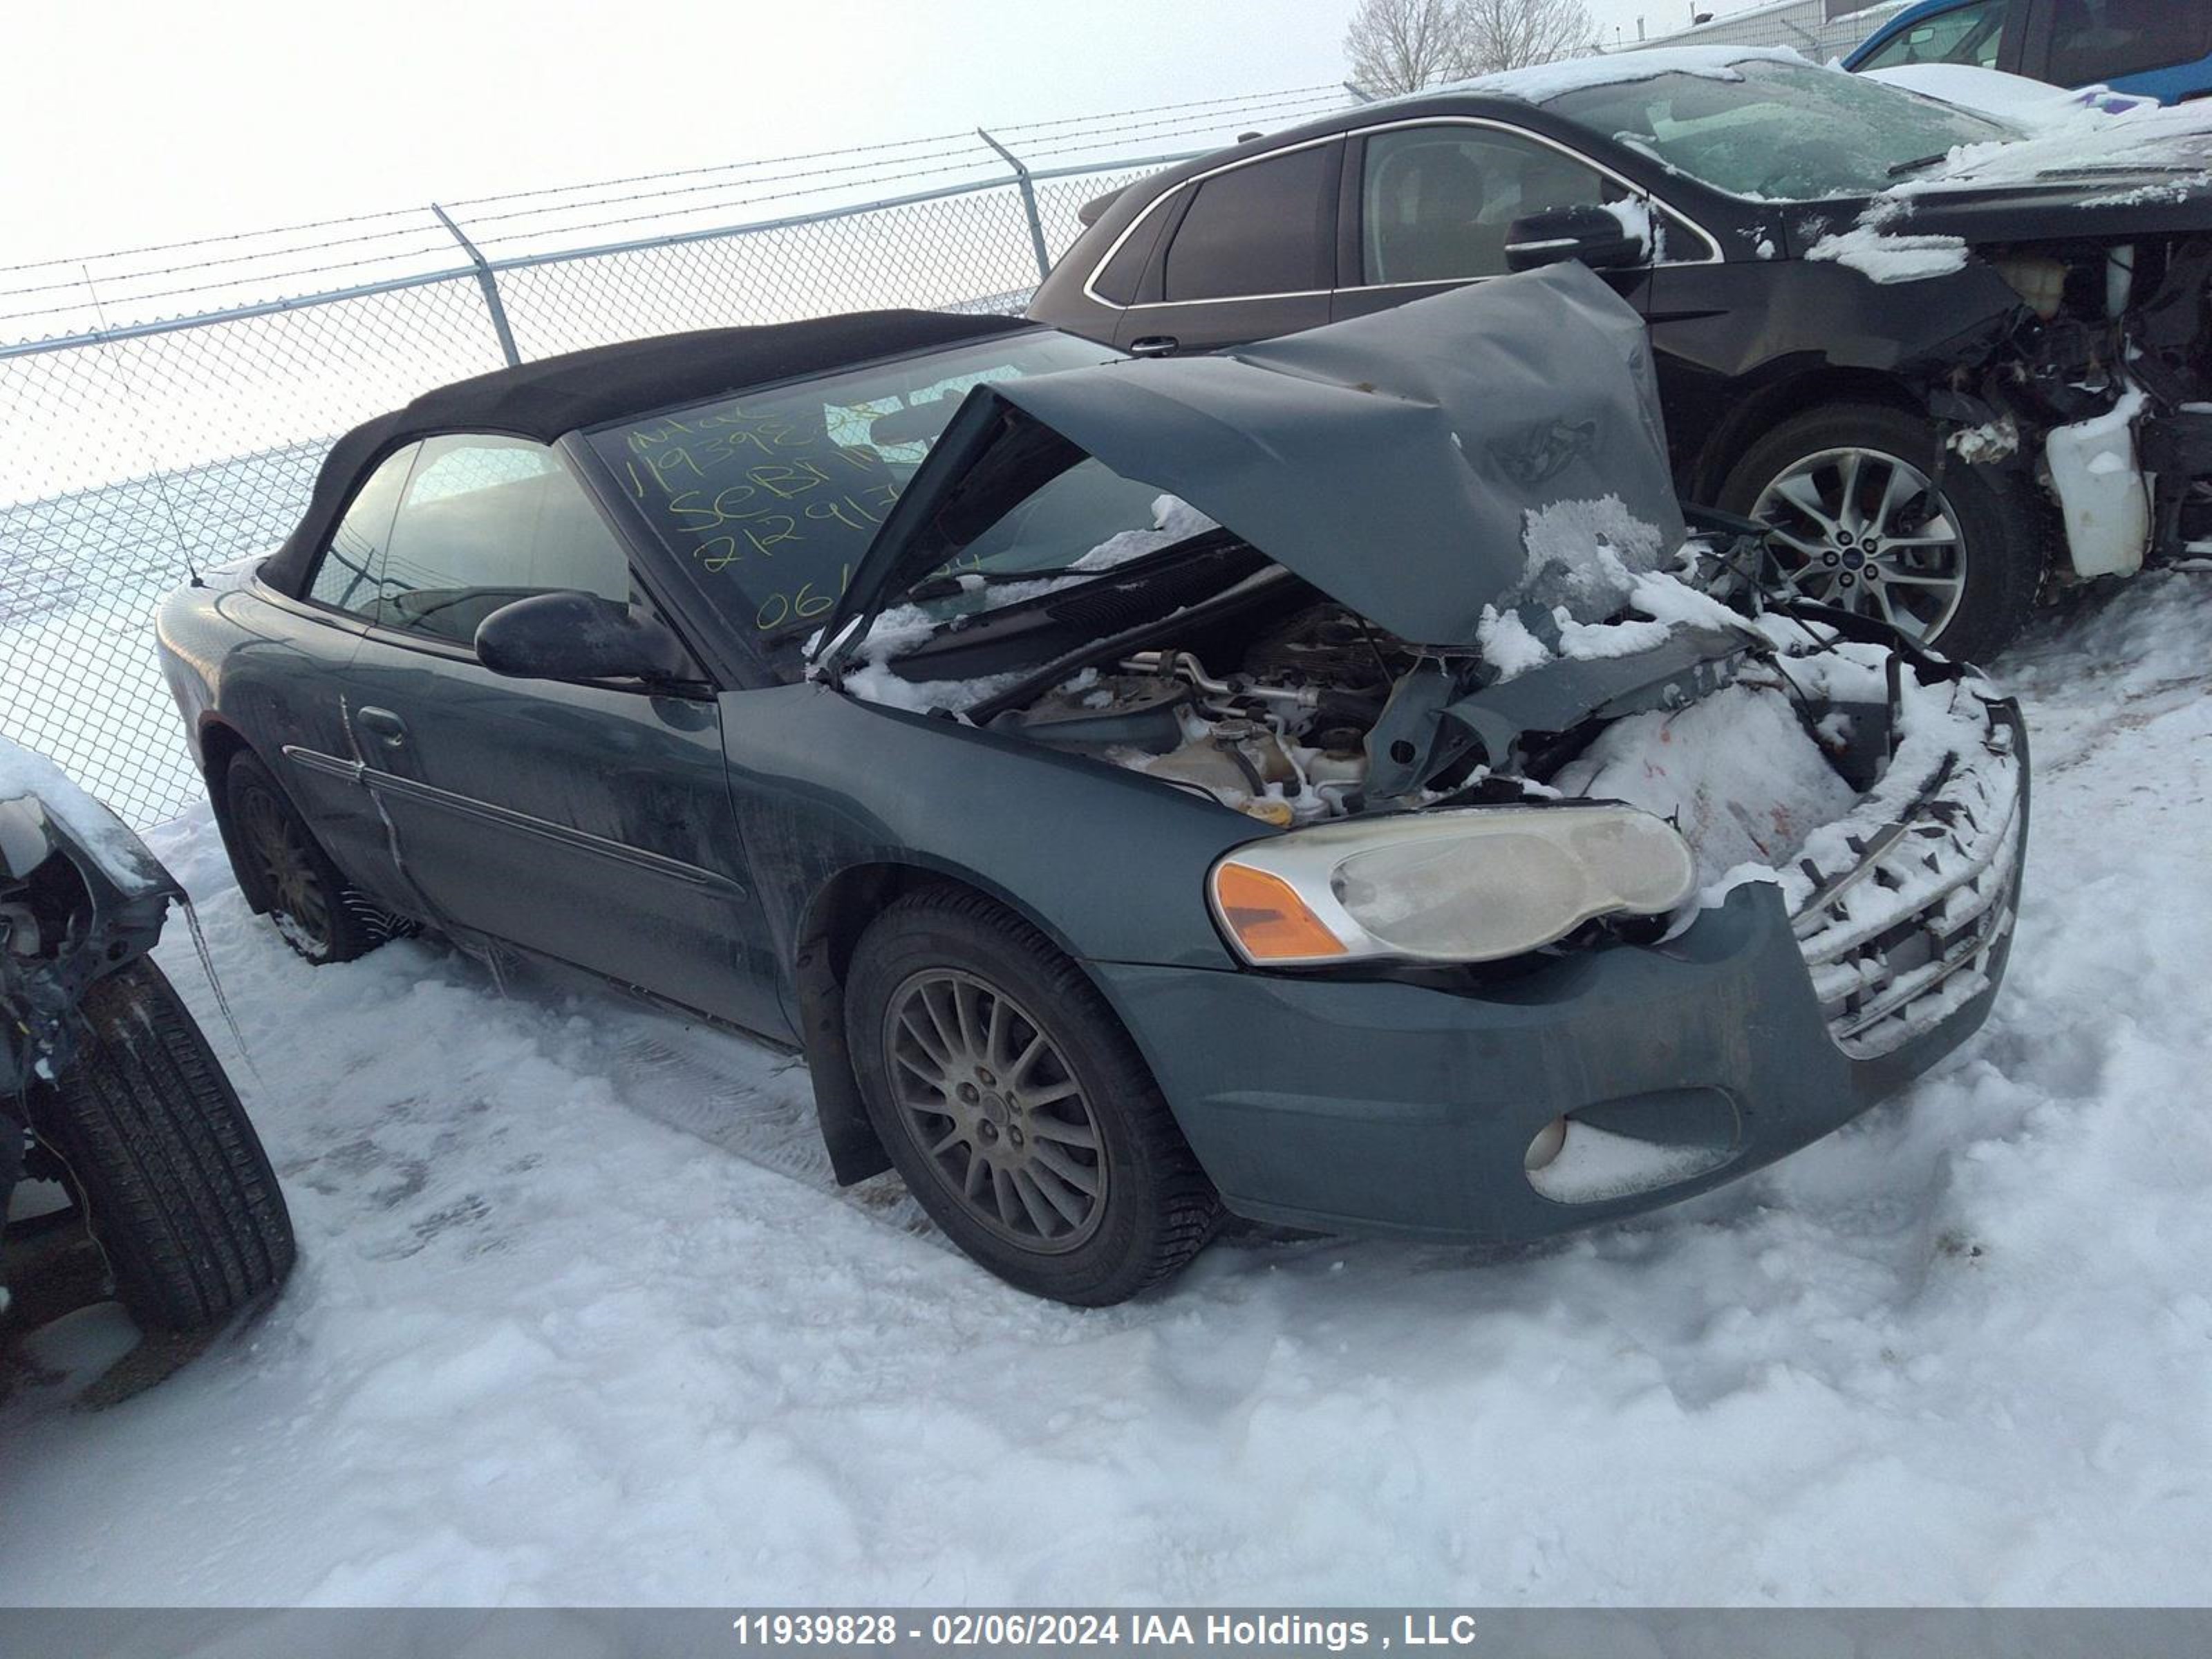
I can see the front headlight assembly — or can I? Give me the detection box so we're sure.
[1207,805,1696,968]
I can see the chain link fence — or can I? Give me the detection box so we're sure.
[0,79,1342,829]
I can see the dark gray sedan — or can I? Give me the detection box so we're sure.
[157,268,2027,1303]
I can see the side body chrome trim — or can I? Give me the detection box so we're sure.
[283,744,364,785]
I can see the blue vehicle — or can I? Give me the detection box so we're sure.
[1845,0,2212,104]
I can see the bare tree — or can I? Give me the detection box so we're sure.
[1454,0,1601,73]
[1344,0,1599,93]
[1344,0,1471,95]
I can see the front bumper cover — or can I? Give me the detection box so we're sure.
[1096,695,2028,1245]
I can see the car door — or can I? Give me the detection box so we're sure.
[1329,120,1675,328]
[262,440,422,919]
[1105,137,1343,355]
[332,433,788,1039]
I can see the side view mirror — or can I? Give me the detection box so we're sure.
[1504,204,1651,274]
[476,591,695,685]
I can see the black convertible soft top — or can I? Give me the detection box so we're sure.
[259,308,1036,597]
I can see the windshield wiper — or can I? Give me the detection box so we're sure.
[1886,152,1953,178]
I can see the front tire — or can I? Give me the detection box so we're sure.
[1718,402,2042,662]
[845,888,1220,1305]
[28,959,296,1331]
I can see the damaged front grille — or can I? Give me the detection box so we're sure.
[1787,697,2027,1060]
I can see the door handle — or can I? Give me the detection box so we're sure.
[356,706,409,747]
[1127,335,1179,357]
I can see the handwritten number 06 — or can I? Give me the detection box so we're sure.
[756,581,836,632]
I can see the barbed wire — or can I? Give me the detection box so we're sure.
[995,80,1346,133]
[0,202,449,279]
[0,82,1349,286]
[0,241,467,330]
[446,140,1005,234]
[450,91,1348,241]
[435,82,1344,213]
[0,218,456,302]
[0,85,1351,331]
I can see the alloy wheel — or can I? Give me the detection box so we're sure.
[236,786,332,953]
[1750,446,1968,642]
[881,968,1107,1254]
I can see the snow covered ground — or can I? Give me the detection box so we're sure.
[3,572,2211,1605]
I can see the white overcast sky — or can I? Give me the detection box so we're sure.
[1,0,1723,270]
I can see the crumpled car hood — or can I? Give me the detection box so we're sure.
[819,263,1685,659]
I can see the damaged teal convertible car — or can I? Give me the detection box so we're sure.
[156,265,2027,1303]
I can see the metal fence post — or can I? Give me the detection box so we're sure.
[431,203,523,367]
[975,129,1052,284]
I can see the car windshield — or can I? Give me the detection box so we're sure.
[588,330,1154,668]
[1545,57,2023,200]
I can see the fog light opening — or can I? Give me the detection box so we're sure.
[1524,1116,1568,1172]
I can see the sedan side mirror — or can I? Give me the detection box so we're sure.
[476,591,696,685]
[1504,204,1651,274]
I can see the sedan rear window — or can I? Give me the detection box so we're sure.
[1161,143,1339,301]
[1546,58,2020,200]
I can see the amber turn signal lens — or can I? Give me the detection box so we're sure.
[1211,861,1348,962]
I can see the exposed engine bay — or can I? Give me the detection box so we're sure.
[1000,605,1421,826]
[968,551,1853,868]
[861,507,1876,852]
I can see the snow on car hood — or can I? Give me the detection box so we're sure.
[1788,93,2212,283]
[1821,93,2212,256]
[1862,64,2159,125]
[1894,93,2212,194]
[817,263,1685,663]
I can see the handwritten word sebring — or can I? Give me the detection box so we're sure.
[655,465,899,556]
[660,478,897,570]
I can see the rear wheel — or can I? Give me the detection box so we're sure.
[224,751,388,963]
[1719,403,2042,661]
[845,888,1220,1305]
[28,959,295,1331]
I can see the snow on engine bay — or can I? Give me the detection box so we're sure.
[831,485,2007,929]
